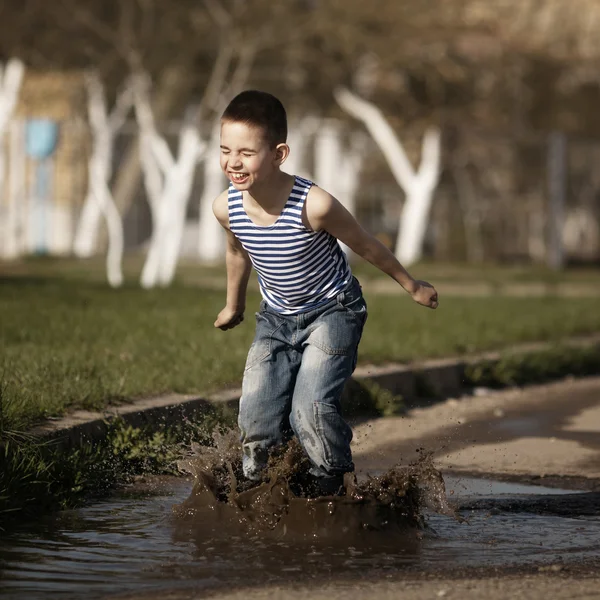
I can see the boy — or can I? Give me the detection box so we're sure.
[213,90,438,496]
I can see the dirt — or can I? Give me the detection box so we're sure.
[111,567,600,600]
[190,574,600,600]
[352,376,600,487]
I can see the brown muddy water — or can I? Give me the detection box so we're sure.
[1,436,599,600]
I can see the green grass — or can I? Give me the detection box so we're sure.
[0,280,256,432]
[0,407,234,530]
[3,265,600,433]
[464,344,600,388]
[7,254,600,288]
[351,259,600,287]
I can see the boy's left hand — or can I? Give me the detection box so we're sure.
[410,280,439,309]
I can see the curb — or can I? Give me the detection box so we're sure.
[30,334,600,448]
[351,334,600,406]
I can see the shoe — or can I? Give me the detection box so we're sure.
[315,474,345,497]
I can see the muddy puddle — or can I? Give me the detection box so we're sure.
[1,435,599,600]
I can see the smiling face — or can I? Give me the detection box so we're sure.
[220,120,283,191]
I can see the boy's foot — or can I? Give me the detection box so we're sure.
[316,474,345,497]
[295,474,345,498]
[236,476,262,494]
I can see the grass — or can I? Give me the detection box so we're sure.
[0,406,234,531]
[3,260,600,432]
[464,344,600,388]
[6,254,600,288]
[351,260,600,286]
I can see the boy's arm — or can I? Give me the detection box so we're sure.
[213,191,253,330]
[305,187,438,309]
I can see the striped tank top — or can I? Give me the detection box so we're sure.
[228,175,352,315]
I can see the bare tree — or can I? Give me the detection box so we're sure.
[314,119,365,257]
[72,72,133,287]
[132,75,206,288]
[335,87,442,265]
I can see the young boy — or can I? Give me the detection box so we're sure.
[212,90,438,495]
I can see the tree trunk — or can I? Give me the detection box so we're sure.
[5,119,26,258]
[90,164,125,287]
[395,182,433,264]
[73,73,132,286]
[335,87,441,266]
[99,67,191,251]
[158,125,204,285]
[314,119,364,257]
[0,58,25,259]
[197,120,226,263]
[283,116,319,179]
[134,76,204,288]
[73,73,132,259]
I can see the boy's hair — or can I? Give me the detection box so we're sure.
[221,90,287,148]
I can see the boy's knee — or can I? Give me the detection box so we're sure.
[289,401,314,435]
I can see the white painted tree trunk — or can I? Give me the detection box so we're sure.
[335,87,441,266]
[135,76,170,288]
[134,75,204,288]
[6,120,26,258]
[0,58,25,259]
[90,162,125,287]
[158,125,204,285]
[73,73,132,264]
[282,117,319,180]
[314,120,364,257]
[197,120,226,263]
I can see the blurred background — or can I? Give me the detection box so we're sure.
[1,0,600,285]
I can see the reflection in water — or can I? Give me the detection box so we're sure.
[1,437,600,600]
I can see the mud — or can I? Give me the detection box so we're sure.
[173,431,458,542]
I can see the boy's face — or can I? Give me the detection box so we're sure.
[220,120,284,190]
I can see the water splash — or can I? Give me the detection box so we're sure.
[174,430,459,541]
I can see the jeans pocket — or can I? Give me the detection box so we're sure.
[313,401,353,471]
[244,340,271,371]
[339,294,368,327]
[245,311,281,371]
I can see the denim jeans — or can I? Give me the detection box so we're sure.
[238,276,367,484]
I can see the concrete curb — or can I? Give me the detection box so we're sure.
[352,334,600,405]
[30,334,600,448]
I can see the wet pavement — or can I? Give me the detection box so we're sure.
[1,377,600,599]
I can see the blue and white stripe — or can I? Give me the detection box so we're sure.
[228,175,351,314]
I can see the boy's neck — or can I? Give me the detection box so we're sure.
[246,170,294,209]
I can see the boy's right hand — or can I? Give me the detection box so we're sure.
[214,306,245,330]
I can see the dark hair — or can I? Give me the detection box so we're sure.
[221,90,287,147]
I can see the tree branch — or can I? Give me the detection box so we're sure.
[203,0,231,28]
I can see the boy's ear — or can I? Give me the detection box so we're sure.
[274,143,290,165]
